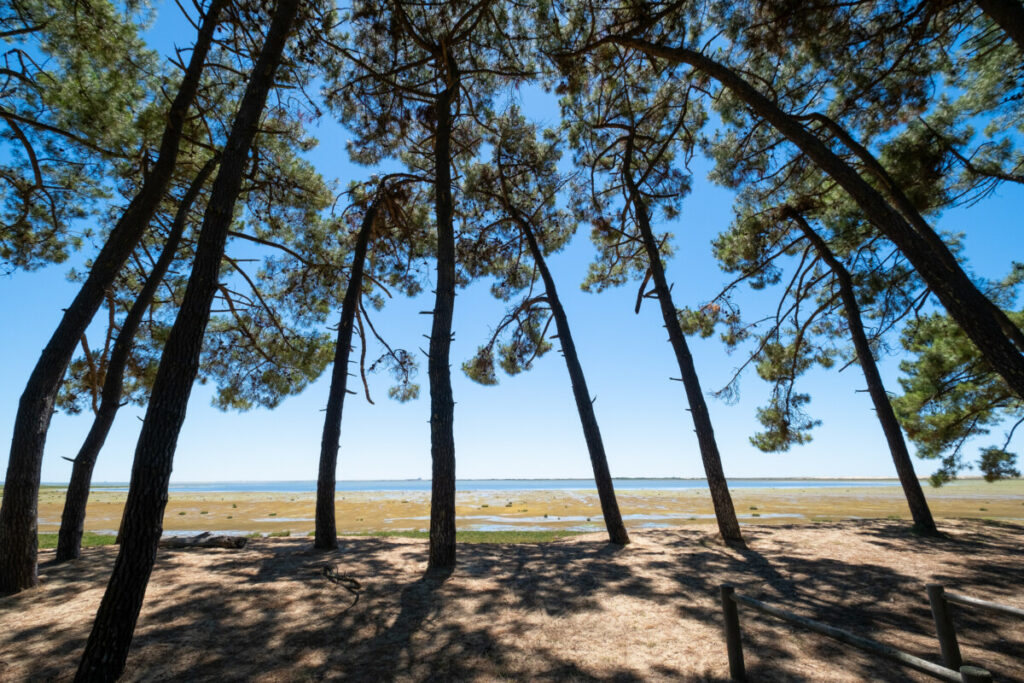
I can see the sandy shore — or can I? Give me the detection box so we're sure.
[31,479,1024,536]
[2,520,1022,681]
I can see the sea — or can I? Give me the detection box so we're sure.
[78,478,899,493]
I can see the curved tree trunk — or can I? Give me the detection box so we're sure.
[517,215,630,545]
[75,2,299,678]
[975,0,1024,53]
[0,0,226,595]
[55,157,218,563]
[624,162,743,543]
[792,213,939,535]
[428,61,459,570]
[315,197,380,550]
[614,37,1024,401]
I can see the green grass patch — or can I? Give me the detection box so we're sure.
[341,530,583,543]
[38,532,116,549]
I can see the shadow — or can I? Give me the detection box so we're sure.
[1,520,1022,682]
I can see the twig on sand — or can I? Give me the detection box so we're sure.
[321,565,362,608]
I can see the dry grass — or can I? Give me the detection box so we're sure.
[1,520,1022,681]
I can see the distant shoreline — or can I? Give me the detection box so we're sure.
[26,477,924,494]
[28,478,1024,535]
[37,476,921,487]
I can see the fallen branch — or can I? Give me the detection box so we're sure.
[159,532,248,549]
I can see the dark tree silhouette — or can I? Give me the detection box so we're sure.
[0,0,226,595]
[332,0,530,568]
[461,111,630,544]
[788,210,939,535]
[55,157,218,562]
[75,0,301,677]
[551,40,744,541]
[315,193,381,550]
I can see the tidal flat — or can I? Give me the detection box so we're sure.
[31,479,1024,536]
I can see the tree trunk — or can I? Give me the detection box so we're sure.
[624,161,743,543]
[793,213,939,535]
[0,0,226,595]
[975,0,1024,53]
[517,215,630,545]
[315,197,380,550]
[74,2,299,678]
[55,157,218,563]
[428,59,459,570]
[614,37,1024,401]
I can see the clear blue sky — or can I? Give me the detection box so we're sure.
[1,3,1022,484]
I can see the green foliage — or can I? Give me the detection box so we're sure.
[979,447,1020,483]
[894,297,1023,486]
[457,108,575,385]
[1,0,160,271]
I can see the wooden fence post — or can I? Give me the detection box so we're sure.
[928,584,963,670]
[721,584,746,682]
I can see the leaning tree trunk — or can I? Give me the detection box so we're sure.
[974,0,1024,53]
[0,0,226,595]
[315,198,380,550]
[517,215,630,545]
[427,61,459,570]
[793,214,939,535]
[614,37,1024,402]
[624,163,743,543]
[55,157,218,563]
[75,2,299,678]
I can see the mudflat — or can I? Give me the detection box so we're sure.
[1,520,1022,681]
[30,479,1024,536]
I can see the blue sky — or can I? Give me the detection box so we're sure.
[1,2,1022,484]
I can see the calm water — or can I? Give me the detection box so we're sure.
[79,478,899,493]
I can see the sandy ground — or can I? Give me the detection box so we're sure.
[1,520,1022,681]
[32,479,1024,536]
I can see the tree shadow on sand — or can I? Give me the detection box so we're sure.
[2,520,1021,682]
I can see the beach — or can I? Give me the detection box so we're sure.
[31,479,1024,536]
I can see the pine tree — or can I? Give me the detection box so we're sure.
[75,1,303,676]
[894,272,1023,486]
[330,0,531,567]
[550,38,743,542]
[0,0,227,595]
[315,177,424,549]
[543,0,1024,399]
[55,157,218,562]
[460,109,630,545]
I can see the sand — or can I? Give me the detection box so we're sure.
[1,520,1022,681]
[31,479,1024,536]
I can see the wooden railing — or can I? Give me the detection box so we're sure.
[719,585,993,683]
[928,584,1024,672]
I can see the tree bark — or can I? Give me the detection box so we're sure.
[428,56,459,570]
[0,0,226,595]
[975,0,1024,53]
[516,215,630,545]
[623,155,743,543]
[792,213,939,535]
[74,2,299,678]
[55,157,218,563]
[315,197,381,550]
[612,37,1024,401]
